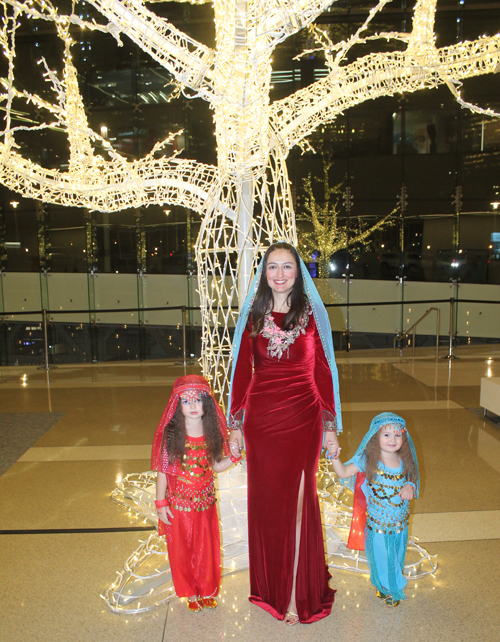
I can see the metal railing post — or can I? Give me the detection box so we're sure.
[182,306,187,375]
[38,309,56,371]
[443,297,458,360]
[436,308,440,359]
[42,309,49,369]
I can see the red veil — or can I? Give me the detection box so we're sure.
[151,374,228,474]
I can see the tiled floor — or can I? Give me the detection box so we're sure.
[1,347,499,642]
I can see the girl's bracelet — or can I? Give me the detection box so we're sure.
[230,453,242,464]
[155,499,168,508]
[406,481,417,492]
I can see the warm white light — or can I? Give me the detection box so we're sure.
[0,0,498,401]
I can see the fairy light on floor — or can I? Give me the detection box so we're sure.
[103,465,251,613]
[103,460,437,613]
[0,0,499,398]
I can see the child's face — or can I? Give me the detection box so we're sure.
[180,395,204,420]
[379,425,403,454]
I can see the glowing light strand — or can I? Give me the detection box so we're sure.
[102,462,437,613]
[0,0,499,396]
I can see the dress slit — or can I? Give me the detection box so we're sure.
[287,470,305,619]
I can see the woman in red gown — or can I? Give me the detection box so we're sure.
[228,243,342,624]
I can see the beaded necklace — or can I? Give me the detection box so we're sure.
[261,304,310,359]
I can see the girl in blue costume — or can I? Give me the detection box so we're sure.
[328,412,419,606]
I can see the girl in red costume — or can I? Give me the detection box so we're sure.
[151,375,241,612]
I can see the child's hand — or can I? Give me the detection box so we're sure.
[157,506,174,525]
[398,483,414,500]
[326,445,341,460]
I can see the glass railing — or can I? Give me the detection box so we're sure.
[1,292,498,368]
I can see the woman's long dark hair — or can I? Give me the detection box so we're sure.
[249,242,307,337]
[161,395,225,465]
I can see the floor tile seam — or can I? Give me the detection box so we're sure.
[0,381,178,389]
[412,508,500,516]
[412,536,500,544]
[0,361,186,371]
[17,445,152,462]
[0,526,155,535]
[341,402,463,409]
[336,356,500,364]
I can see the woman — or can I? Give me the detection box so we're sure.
[228,242,342,624]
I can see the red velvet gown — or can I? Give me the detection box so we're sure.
[230,312,337,623]
[159,435,221,599]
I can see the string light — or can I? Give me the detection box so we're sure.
[0,0,498,398]
[103,460,437,613]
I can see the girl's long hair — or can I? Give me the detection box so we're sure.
[364,431,418,484]
[161,396,225,465]
[249,242,307,337]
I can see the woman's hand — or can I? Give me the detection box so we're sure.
[398,483,415,500]
[326,444,341,460]
[324,432,340,459]
[157,505,174,525]
[229,429,243,457]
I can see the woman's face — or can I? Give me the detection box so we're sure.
[266,249,298,298]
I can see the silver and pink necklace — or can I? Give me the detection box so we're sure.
[261,304,310,359]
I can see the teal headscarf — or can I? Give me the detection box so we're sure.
[341,412,419,495]
[227,250,343,434]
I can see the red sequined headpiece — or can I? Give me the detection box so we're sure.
[150,375,228,474]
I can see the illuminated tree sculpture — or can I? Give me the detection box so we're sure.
[1,0,499,396]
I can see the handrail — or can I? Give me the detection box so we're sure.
[2,296,498,368]
[1,297,499,318]
[394,307,441,358]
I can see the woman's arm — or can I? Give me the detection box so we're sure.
[228,325,254,454]
[313,319,340,451]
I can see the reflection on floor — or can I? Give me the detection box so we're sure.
[1,346,500,642]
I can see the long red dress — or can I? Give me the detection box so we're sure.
[159,435,221,599]
[230,312,337,623]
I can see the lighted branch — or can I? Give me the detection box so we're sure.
[260,0,334,45]
[271,38,500,153]
[86,0,217,99]
[0,0,499,400]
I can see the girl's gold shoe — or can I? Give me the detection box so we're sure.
[186,599,203,612]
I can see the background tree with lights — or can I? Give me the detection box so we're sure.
[298,154,393,278]
[0,0,499,396]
